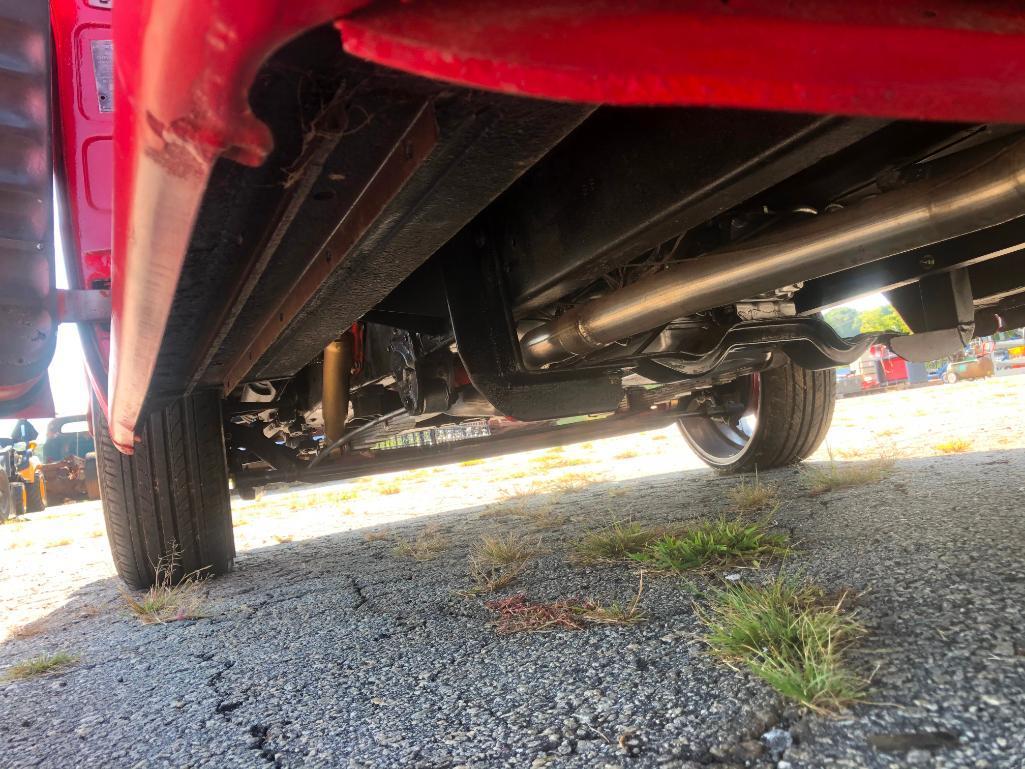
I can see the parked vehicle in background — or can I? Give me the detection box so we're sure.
[43,415,94,463]
[0,421,46,514]
[39,415,99,504]
[836,343,930,397]
[943,354,997,384]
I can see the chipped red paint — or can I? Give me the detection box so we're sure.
[105,1,370,451]
[47,0,1025,450]
[338,0,1025,122]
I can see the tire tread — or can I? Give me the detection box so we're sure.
[93,392,234,588]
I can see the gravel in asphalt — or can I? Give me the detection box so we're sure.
[1,378,1024,768]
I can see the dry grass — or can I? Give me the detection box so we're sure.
[613,449,640,460]
[87,529,105,538]
[480,500,566,530]
[393,526,449,561]
[3,651,78,681]
[574,520,664,564]
[376,483,402,496]
[464,533,541,596]
[725,475,780,514]
[272,534,294,544]
[122,549,208,625]
[485,578,645,634]
[465,560,526,596]
[700,576,867,713]
[530,455,590,470]
[459,459,486,467]
[542,471,608,493]
[802,457,894,495]
[363,529,392,542]
[497,472,608,503]
[8,617,54,641]
[473,532,541,567]
[631,517,788,573]
[934,438,973,454]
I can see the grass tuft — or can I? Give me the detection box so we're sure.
[376,483,402,496]
[933,438,973,454]
[122,548,207,624]
[700,576,866,712]
[725,473,779,513]
[393,526,449,561]
[630,517,787,573]
[574,520,663,564]
[802,450,894,496]
[463,533,542,596]
[4,651,78,680]
[485,578,645,634]
[473,532,540,567]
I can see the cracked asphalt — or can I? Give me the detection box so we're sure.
[2,377,1024,768]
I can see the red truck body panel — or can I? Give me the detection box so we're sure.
[43,0,1025,450]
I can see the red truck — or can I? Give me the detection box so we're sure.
[4,1,1025,586]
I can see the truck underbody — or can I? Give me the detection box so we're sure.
[7,1,1025,585]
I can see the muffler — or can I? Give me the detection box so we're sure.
[521,139,1025,368]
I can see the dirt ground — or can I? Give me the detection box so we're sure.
[1,375,1024,768]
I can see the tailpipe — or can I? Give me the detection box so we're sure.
[521,139,1025,368]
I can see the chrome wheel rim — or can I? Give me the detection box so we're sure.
[677,374,761,467]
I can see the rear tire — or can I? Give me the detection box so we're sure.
[678,359,835,474]
[10,481,25,517]
[0,471,12,522]
[93,391,236,588]
[83,453,100,500]
[25,471,46,512]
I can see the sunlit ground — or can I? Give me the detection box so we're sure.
[2,373,1024,639]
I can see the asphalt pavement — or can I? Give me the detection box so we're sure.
[1,382,1024,768]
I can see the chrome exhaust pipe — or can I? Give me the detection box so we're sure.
[521,139,1025,368]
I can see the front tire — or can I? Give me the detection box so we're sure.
[678,359,835,473]
[93,391,236,588]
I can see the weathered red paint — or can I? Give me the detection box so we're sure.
[338,0,1025,122]
[47,0,1025,451]
[105,1,370,451]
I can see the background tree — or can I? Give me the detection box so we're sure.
[858,306,911,333]
[823,306,862,337]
